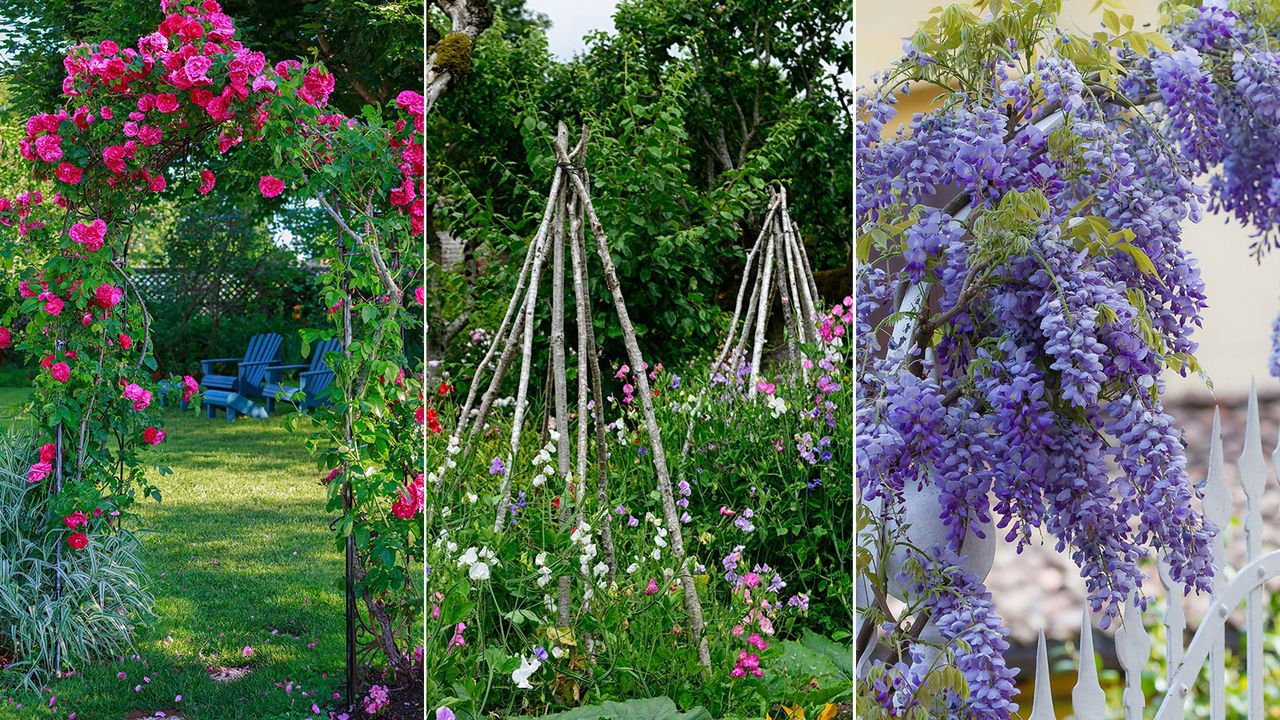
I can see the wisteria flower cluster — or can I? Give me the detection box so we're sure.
[857,1,1280,717]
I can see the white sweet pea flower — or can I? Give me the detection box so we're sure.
[512,654,541,689]
[457,547,478,568]
[766,395,787,418]
[469,562,490,581]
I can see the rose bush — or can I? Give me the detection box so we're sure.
[0,0,423,684]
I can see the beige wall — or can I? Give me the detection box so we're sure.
[858,0,1279,399]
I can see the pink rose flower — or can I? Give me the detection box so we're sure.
[123,383,152,411]
[56,162,83,184]
[69,218,107,252]
[183,55,213,84]
[95,283,124,309]
[34,134,63,163]
[155,93,179,113]
[50,361,70,383]
[64,510,88,529]
[182,375,200,403]
[28,460,51,484]
[258,175,284,197]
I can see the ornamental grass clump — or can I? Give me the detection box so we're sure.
[0,426,153,693]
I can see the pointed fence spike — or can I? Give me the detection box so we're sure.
[1116,600,1151,720]
[1028,629,1056,720]
[1157,556,1187,720]
[1073,607,1106,718]
[1203,406,1228,720]
[1240,379,1266,719]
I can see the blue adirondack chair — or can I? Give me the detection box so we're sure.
[262,336,341,412]
[197,332,282,421]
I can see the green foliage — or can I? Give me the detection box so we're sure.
[428,0,852,368]
[3,402,373,718]
[535,696,715,720]
[427,321,852,717]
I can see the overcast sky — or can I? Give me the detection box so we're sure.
[524,0,621,60]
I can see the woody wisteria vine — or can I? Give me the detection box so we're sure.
[857,1,1280,717]
[0,0,424,685]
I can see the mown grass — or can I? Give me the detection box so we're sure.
[0,391,354,720]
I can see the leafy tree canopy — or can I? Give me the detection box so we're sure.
[428,0,852,365]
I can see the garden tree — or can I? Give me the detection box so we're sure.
[0,0,424,692]
[427,0,852,374]
[0,0,423,116]
[145,201,325,374]
[427,0,495,116]
[856,0,1280,716]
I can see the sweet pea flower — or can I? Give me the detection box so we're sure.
[511,654,541,689]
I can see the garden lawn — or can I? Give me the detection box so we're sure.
[0,391,350,720]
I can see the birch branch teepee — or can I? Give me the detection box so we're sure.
[442,122,712,669]
[718,186,822,396]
